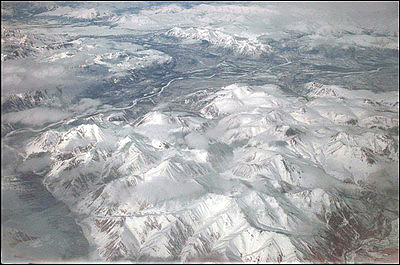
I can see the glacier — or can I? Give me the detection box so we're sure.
[1,1,399,263]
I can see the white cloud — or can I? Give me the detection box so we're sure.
[69,8,99,19]
[2,74,22,86]
[18,154,52,173]
[73,98,102,113]
[40,6,108,20]
[1,61,75,96]
[184,132,209,150]
[32,65,65,79]
[2,107,71,126]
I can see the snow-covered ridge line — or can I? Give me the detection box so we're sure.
[166,27,271,56]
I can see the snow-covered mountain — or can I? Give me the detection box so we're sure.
[21,82,399,262]
[167,27,271,56]
[2,1,398,263]
[1,88,64,113]
[1,25,73,62]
